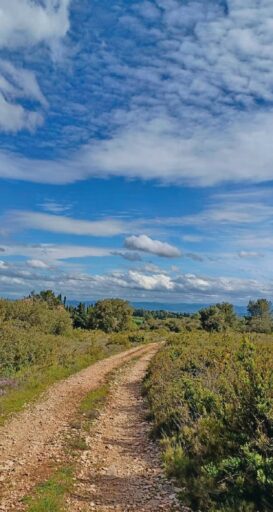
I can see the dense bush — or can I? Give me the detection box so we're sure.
[199,303,239,332]
[0,298,72,374]
[145,332,273,512]
[0,299,72,335]
[88,299,133,333]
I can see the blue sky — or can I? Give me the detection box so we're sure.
[1,0,273,304]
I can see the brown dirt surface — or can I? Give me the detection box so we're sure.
[0,344,156,511]
[66,347,183,512]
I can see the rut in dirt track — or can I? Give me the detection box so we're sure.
[0,344,155,511]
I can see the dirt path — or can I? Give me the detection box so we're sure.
[67,348,182,512]
[0,344,156,511]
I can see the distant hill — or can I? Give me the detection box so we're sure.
[132,302,247,316]
[67,300,247,316]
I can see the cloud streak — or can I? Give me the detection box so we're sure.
[6,211,132,237]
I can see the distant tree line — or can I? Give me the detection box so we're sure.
[133,309,191,320]
[26,290,273,335]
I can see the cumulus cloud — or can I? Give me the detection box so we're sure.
[127,270,174,291]
[125,234,181,258]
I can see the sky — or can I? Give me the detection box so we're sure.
[1,0,273,305]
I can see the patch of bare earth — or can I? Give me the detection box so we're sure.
[67,348,183,512]
[0,344,155,511]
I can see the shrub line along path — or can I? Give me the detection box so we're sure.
[0,344,182,511]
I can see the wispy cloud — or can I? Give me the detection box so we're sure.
[111,251,142,262]
[26,259,50,269]
[1,243,112,262]
[39,200,72,214]
[238,251,265,259]
[5,210,132,237]
[0,60,46,132]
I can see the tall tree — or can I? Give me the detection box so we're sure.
[29,290,63,309]
[247,299,273,333]
[200,302,238,332]
[88,299,133,333]
[72,302,88,329]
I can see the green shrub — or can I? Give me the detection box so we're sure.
[0,299,72,335]
[128,333,146,344]
[0,299,72,375]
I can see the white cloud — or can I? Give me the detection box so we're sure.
[6,210,132,237]
[0,260,272,304]
[4,0,273,180]
[86,111,273,187]
[2,108,273,185]
[2,244,112,262]
[39,200,72,214]
[127,270,174,291]
[125,234,181,258]
[238,251,264,259]
[0,0,71,48]
[0,59,46,132]
[0,0,71,132]
[27,259,50,269]
[151,188,273,228]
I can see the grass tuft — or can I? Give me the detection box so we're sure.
[25,467,73,512]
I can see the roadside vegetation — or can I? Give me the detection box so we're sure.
[145,328,273,512]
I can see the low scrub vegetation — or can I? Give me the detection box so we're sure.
[145,332,273,512]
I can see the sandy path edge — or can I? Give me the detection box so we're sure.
[0,343,158,509]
